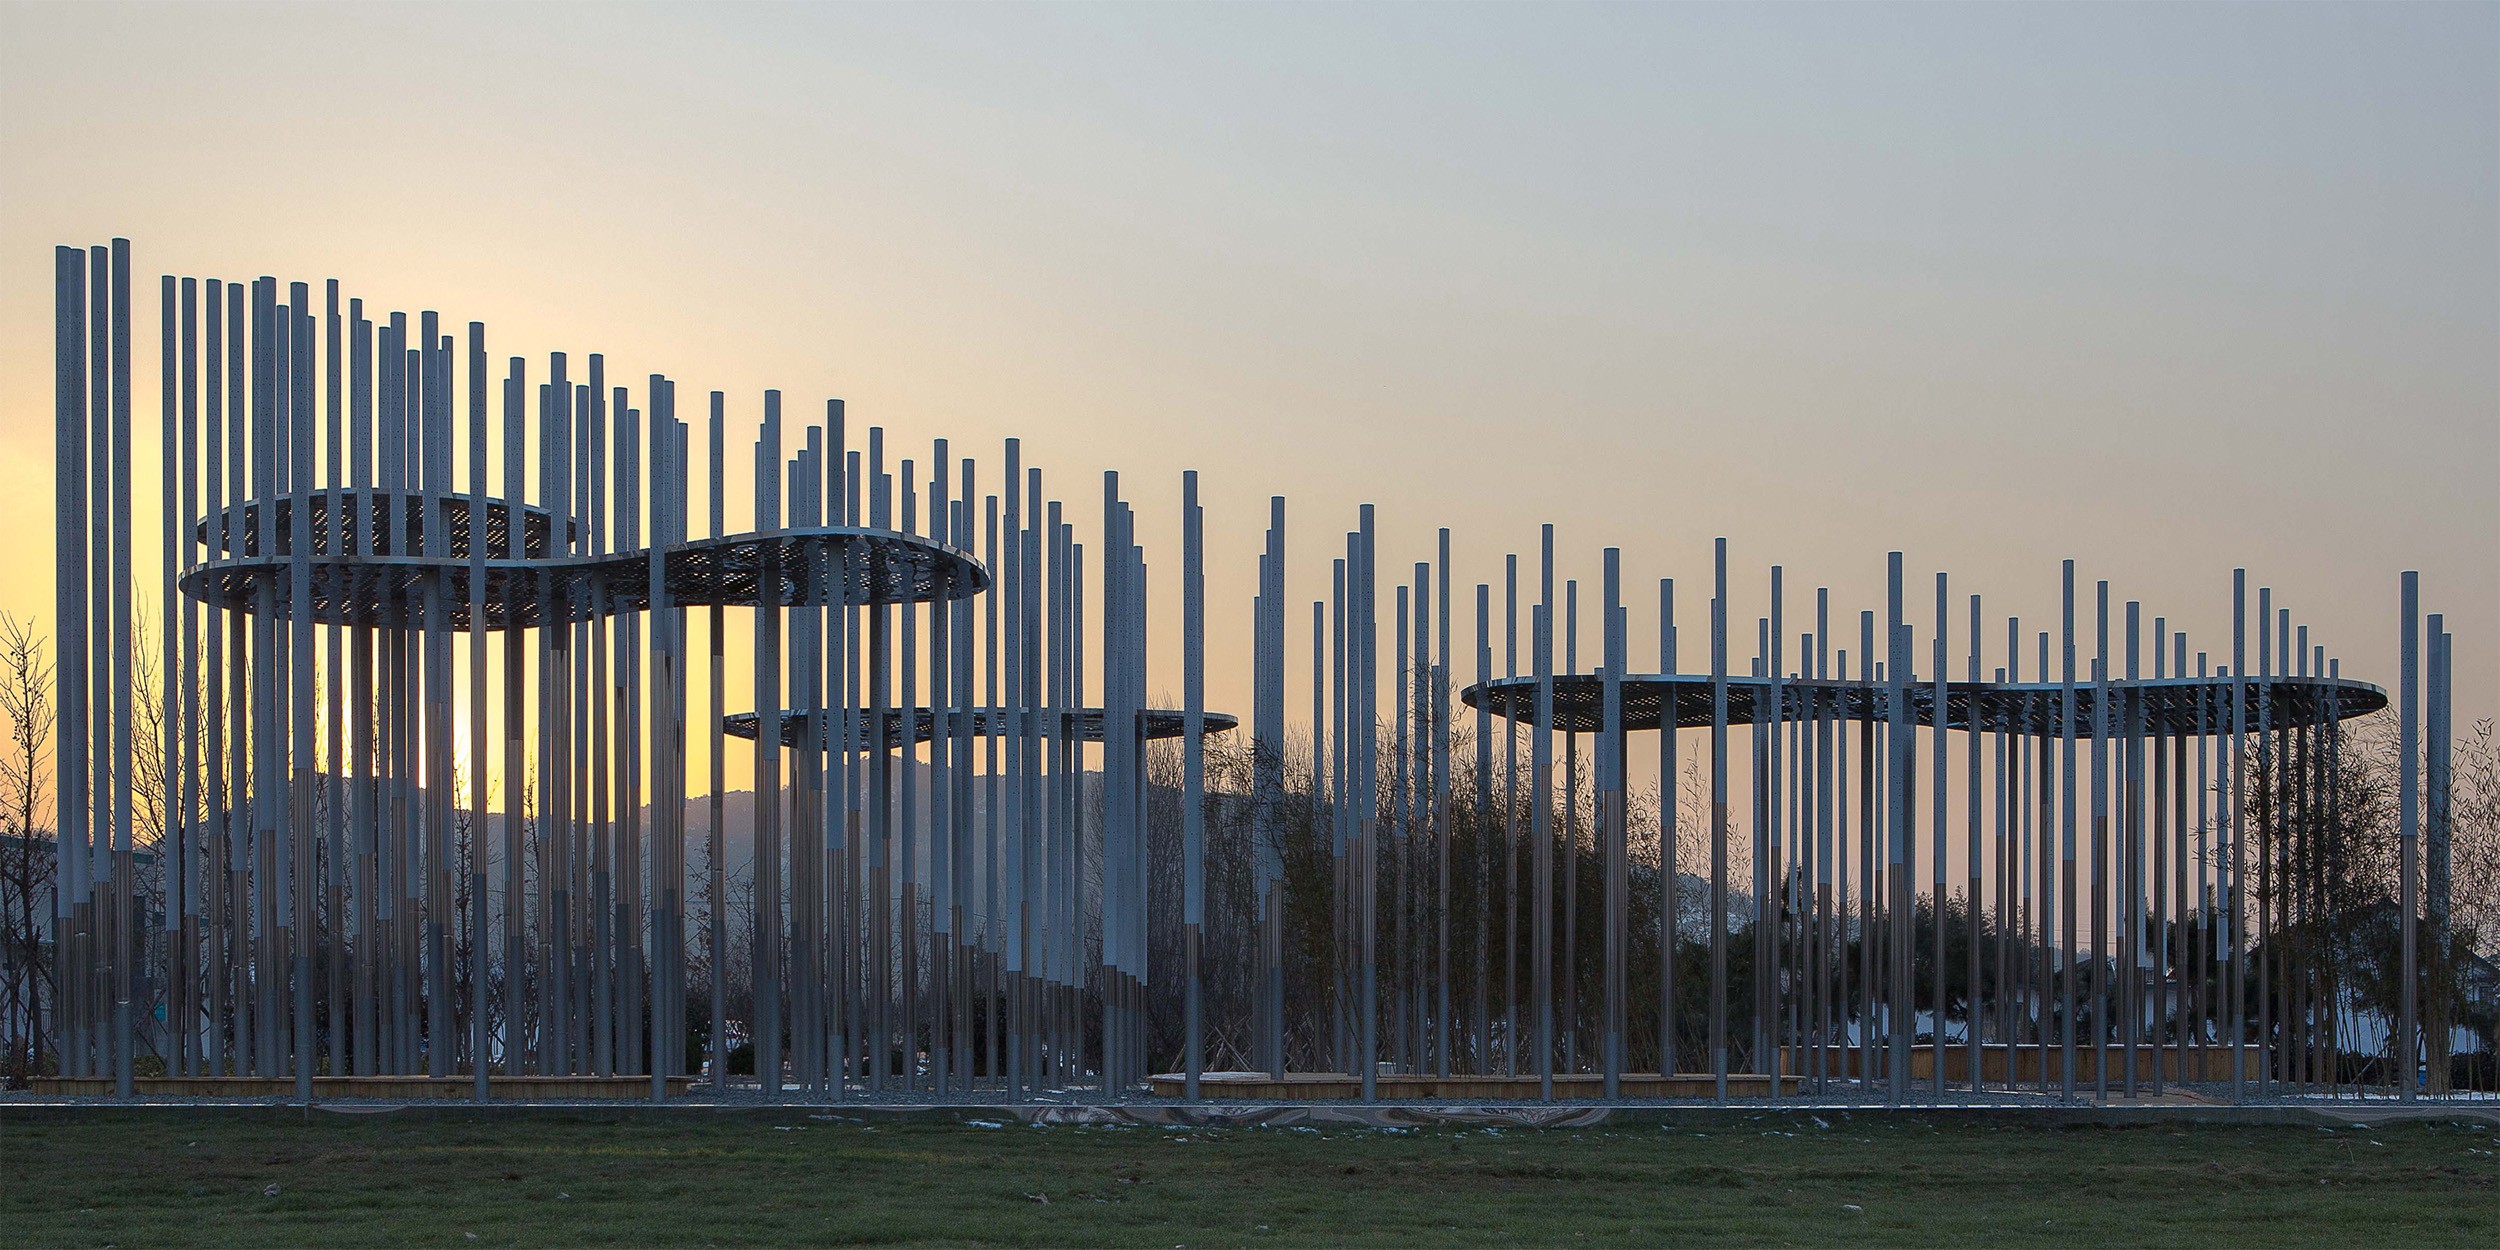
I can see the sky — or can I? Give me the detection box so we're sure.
[0,1,2493,819]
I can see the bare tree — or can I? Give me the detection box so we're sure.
[2433,719,2500,1092]
[0,613,55,1082]
[2445,719,2500,966]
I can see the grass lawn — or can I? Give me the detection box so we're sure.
[3,1110,2495,1247]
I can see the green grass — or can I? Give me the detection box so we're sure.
[3,1110,2495,1246]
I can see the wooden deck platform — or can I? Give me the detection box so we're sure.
[1785,1043,2247,1084]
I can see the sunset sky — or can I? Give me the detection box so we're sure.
[1,1,2491,804]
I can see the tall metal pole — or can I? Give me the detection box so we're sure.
[157,272,185,1081]
[2426,616,2452,1095]
[1474,581,1492,1073]
[1931,571,1947,1098]
[2398,571,2419,1102]
[2060,561,2078,1101]
[1181,471,1203,1097]
[109,242,135,1098]
[2229,569,2247,1099]
[2091,580,2109,1100]
[1532,527,1555,1099]
[2124,600,2143,1097]
[1358,504,1378,1102]
[1599,549,1625,1098]
[52,244,88,1087]
[468,323,491,1100]
[1658,579,1677,1079]
[2264,604,2282,1088]
[1966,592,1982,1092]
[1885,553,1909,1103]
[1709,537,1727,1101]
[707,392,728,1087]
[1435,529,1452,1080]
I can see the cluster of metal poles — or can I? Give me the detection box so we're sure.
[45,239,2465,1103]
[1307,530,2461,1103]
[47,239,1243,1100]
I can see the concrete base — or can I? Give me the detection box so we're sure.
[1144,1071,1781,1100]
[33,1075,700,1100]
[6,1099,2495,1132]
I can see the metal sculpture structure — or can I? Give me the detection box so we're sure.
[44,239,2466,1103]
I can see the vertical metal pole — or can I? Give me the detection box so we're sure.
[2427,616,2451,1095]
[1599,549,1624,1098]
[1333,552,1350,1078]
[159,273,183,1081]
[544,353,568,1074]
[1181,471,1203,1097]
[178,274,203,1078]
[346,303,372,1076]
[417,311,447,1086]
[1709,538,1728,1101]
[317,286,341,1085]
[1816,593,1832,1091]
[1502,556,1517,1076]
[1532,528,1555,1099]
[109,242,135,1097]
[204,278,229,1079]
[2124,600,2143,1097]
[1395,580,1410,1075]
[760,398,786,1095]
[1885,553,1908,1103]
[999,439,1022,1099]
[2260,587,2280,1095]
[1837,634,1856,1088]
[500,357,526,1075]
[2188,640,2204,1072]
[52,244,87,1087]
[707,393,727,1087]
[2091,581,2109,1100]
[616,385,644,1087]
[2229,570,2247,1099]
[926,445,949,1093]
[1658,579,1677,1078]
[1931,572,1946,1098]
[1870,637,1884,1099]
[910,459,936,1091]
[2060,561,2078,1101]
[226,281,249,1076]
[1474,582,1492,1073]
[1766,570,1785,1092]
[1999,620,2019,1085]
[1966,591,1982,1092]
[1561,578,1576,1078]
[650,380,680,1098]
[982,489,999,1088]
[873,430,897,1094]
[2151,617,2169,1092]
[468,323,490,1099]
[89,245,112,1083]
[1435,529,1452,1080]
[1260,499,1288,1076]
[1359,505,1378,1102]
[2398,572,2419,1101]
[949,458,975,1095]
[2326,654,2344,1092]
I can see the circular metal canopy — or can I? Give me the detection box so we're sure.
[193,490,572,558]
[725,706,1241,750]
[1459,673,2385,736]
[180,495,987,629]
